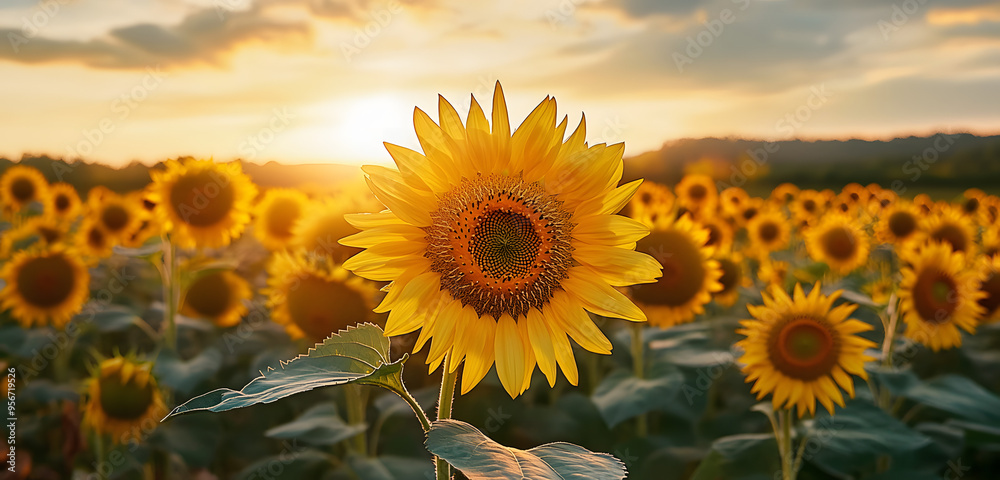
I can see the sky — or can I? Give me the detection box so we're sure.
[1,0,998,167]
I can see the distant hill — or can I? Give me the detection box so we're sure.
[3,133,999,198]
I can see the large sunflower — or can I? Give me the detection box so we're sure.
[45,182,82,220]
[149,158,257,249]
[0,164,48,212]
[626,214,722,328]
[181,269,252,328]
[0,245,90,328]
[977,255,1000,324]
[746,209,790,257]
[340,83,661,398]
[253,188,309,251]
[292,198,362,263]
[266,251,378,342]
[875,201,920,246]
[737,283,876,417]
[898,243,985,351]
[805,214,870,275]
[83,356,167,445]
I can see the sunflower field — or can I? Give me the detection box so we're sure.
[2,84,1000,480]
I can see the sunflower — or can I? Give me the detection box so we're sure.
[805,214,870,275]
[770,183,800,206]
[737,283,875,417]
[0,164,48,212]
[83,356,167,445]
[867,188,897,215]
[76,216,115,260]
[719,187,749,218]
[45,182,82,220]
[181,269,252,328]
[713,253,747,307]
[0,245,90,328]
[980,195,1000,226]
[960,188,985,218]
[698,215,734,254]
[626,214,722,328]
[875,201,920,246]
[862,262,895,305]
[913,193,935,215]
[291,198,362,263]
[735,197,766,227]
[841,183,870,206]
[266,251,378,342]
[622,180,674,227]
[746,209,790,257]
[982,227,1000,258]
[898,242,985,351]
[917,205,977,255]
[149,158,257,249]
[976,255,1000,324]
[0,216,67,258]
[675,174,718,217]
[757,258,789,289]
[253,188,309,251]
[791,190,826,225]
[88,188,145,244]
[340,83,661,398]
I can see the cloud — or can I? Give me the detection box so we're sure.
[0,4,312,69]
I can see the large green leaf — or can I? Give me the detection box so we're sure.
[163,323,405,419]
[879,373,1000,427]
[154,346,224,395]
[425,419,627,480]
[591,368,685,428]
[689,433,779,480]
[265,403,366,447]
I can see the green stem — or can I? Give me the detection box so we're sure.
[160,237,178,351]
[780,409,795,480]
[878,294,899,412]
[436,357,458,480]
[630,322,648,437]
[345,386,369,456]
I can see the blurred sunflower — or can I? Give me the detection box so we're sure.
[266,251,378,342]
[737,283,875,417]
[87,188,145,246]
[621,180,674,227]
[912,193,935,215]
[0,216,66,258]
[791,189,825,225]
[675,174,717,216]
[181,269,252,328]
[83,356,166,445]
[899,243,985,351]
[919,205,977,255]
[746,209,790,257]
[719,187,749,218]
[867,188,897,214]
[982,227,1000,258]
[45,182,82,220]
[149,158,257,249]
[291,198,361,263]
[875,201,920,245]
[713,253,747,307]
[0,164,48,212]
[862,262,895,305]
[841,183,871,206]
[980,195,1000,226]
[976,255,1000,324]
[698,215,734,254]
[735,197,765,227]
[76,216,114,260]
[0,245,90,328]
[769,183,800,205]
[805,214,870,275]
[757,258,789,289]
[341,83,660,398]
[960,188,985,218]
[627,214,722,328]
[253,188,309,251]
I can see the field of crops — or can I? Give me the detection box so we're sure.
[2,85,999,480]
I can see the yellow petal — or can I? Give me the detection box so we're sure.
[525,307,558,387]
[494,314,527,398]
[573,214,650,247]
[562,267,647,322]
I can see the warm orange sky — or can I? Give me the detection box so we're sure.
[2,0,999,167]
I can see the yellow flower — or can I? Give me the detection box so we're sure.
[899,243,985,351]
[83,356,167,445]
[265,251,378,342]
[805,214,870,275]
[719,187,749,218]
[757,258,789,289]
[45,182,82,220]
[628,214,722,328]
[737,283,876,417]
[698,215,734,254]
[76,216,115,261]
[0,164,48,212]
[340,83,661,398]
[734,197,765,227]
[181,269,252,328]
[791,189,826,225]
[0,245,90,328]
[675,174,717,217]
[746,208,790,257]
[866,188,898,216]
[621,180,674,228]
[841,183,871,206]
[253,188,309,251]
[982,226,1000,258]
[875,201,920,245]
[976,255,1000,324]
[0,216,67,258]
[769,183,800,205]
[917,204,977,255]
[713,253,747,307]
[291,198,362,263]
[149,158,257,249]
[88,187,145,244]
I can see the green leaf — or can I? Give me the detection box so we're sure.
[154,347,224,395]
[235,448,332,480]
[591,368,685,428]
[113,239,163,258]
[163,323,405,419]
[346,455,434,480]
[425,419,627,480]
[265,403,366,447]
[880,374,1000,427]
[689,433,779,480]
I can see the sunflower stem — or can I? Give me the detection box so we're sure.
[778,408,796,480]
[160,236,179,351]
[630,322,648,437]
[344,385,369,456]
[435,355,458,480]
[878,294,899,413]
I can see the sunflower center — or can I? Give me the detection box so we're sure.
[978,272,1000,318]
[705,223,722,247]
[887,211,916,239]
[759,222,779,243]
[101,204,130,232]
[963,197,979,214]
[632,229,707,307]
[913,269,958,323]
[742,207,759,222]
[931,223,967,253]
[55,194,71,212]
[38,226,61,244]
[168,170,236,227]
[184,273,233,318]
[688,184,708,201]
[640,192,653,205]
[98,375,154,420]
[821,227,856,260]
[425,174,573,319]
[88,227,107,249]
[286,275,369,341]
[802,199,816,213]
[769,317,839,381]
[265,198,302,240]
[11,178,35,202]
[16,254,75,308]
[717,258,741,295]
